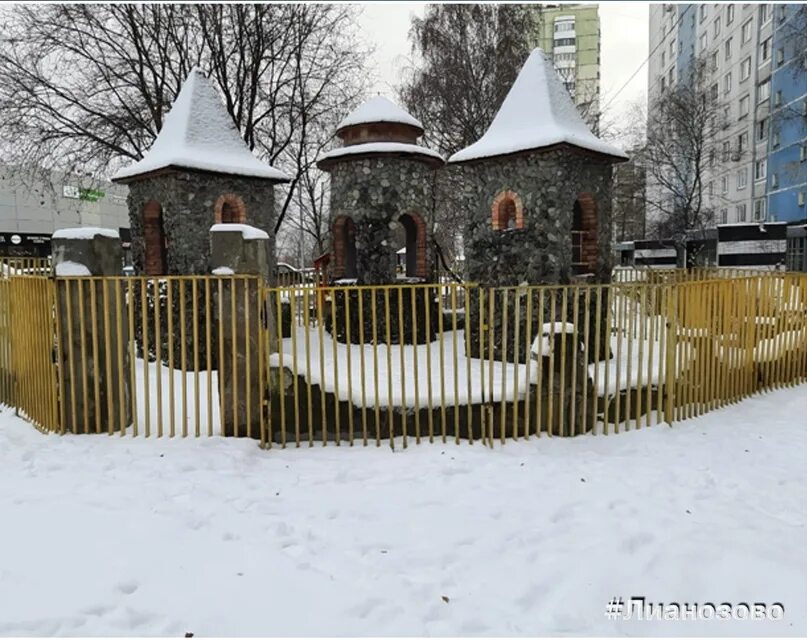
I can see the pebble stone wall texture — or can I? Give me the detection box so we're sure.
[125,170,277,277]
[328,157,436,285]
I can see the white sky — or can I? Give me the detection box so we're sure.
[357,2,650,127]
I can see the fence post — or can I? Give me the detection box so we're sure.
[663,283,678,425]
[210,224,271,438]
[52,228,130,434]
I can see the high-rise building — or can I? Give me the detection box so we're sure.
[537,4,601,130]
[647,3,807,229]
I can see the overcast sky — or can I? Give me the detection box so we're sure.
[356,2,649,130]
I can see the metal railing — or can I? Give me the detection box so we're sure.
[0,270,804,447]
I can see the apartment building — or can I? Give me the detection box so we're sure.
[0,165,129,257]
[537,4,601,130]
[648,3,807,230]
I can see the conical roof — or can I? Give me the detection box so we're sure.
[449,49,627,164]
[113,68,289,182]
[336,96,424,134]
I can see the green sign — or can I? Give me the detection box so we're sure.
[79,188,105,202]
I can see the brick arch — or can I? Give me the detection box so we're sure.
[332,215,357,279]
[143,200,167,276]
[491,190,525,230]
[572,193,598,274]
[214,193,247,224]
[398,212,428,278]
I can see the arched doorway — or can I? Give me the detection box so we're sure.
[398,212,427,278]
[491,190,525,231]
[332,215,357,279]
[572,193,598,274]
[143,200,167,275]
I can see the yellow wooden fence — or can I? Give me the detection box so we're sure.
[0,269,804,446]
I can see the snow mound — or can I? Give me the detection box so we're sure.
[212,266,235,276]
[531,322,579,356]
[52,227,119,240]
[336,96,423,132]
[449,48,627,163]
[55,261,92,277]
[319,142,444,164]
[210,223,269,240]
[113,68,289,182]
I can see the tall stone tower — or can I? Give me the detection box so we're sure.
[112,68,289,276]
[317,96,444,285]
[449,48,627,287]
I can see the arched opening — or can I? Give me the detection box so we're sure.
[143,200,167,276]
[332,215,357,279]
[491,190,525,230]
[214,194,247,224]
[397,212,427,278]
[572,194,598,274]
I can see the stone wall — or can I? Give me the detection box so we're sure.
[451,148,615,287]
[329,157,437,284]
[126,170,277,276]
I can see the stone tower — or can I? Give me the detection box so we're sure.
[449,48,627,287]
[318,96,444,285]
[112,68,289,276]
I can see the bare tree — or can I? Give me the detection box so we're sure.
[398,4,540,158]
[640,58,725,266]
[0,3,370,237]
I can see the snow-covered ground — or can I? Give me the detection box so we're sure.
[1,386,805,636]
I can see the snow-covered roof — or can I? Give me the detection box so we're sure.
[210,223,269,240]
[113,69,289,182]
[449,49,627,164]
[319,142,444,165]
[52,227,119,240]
[336,96,423,133]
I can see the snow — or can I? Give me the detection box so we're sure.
[211,266,234,276]
[268,327,535,407]
[210,223,269,240]
[113,68,289,182]
[449,48,627,163]
[531,322,579,356]
[319,141,444,163]
[1,384,805,636]
[54,261,91,277]
[336,95,423,132]
[52,226,119,240]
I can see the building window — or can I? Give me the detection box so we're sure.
[571,194,598,274]
[491,190,524,231]
[759,37,772,64]
[771,173,778,188]
[774,90,782,107]
[699,5,706,22]
[799,192,806,207]
[668,67,674,85]
[801,145,807,162]
[753,198,767,221]
[720,208,728,224]
[710,83,719,100]
[725,37,733,60]
[786,237,805,271]
[737,167,748,190]
[661,77,667,92]
[776,48,785,67]
[758,80,770,103]
[756,119,768,141]
[214,193,247,224]
[741,19,753,44]
[708,149,716,167]
[739,94,750,117]
[726,4,734,24]
[724,72,732,94]
[713,16,721,36]
[711,51,719,71]
[741,57,751,80]
[737,131,748,153]
[555,38,576,47]
[754,158,767,181]
[670,40,675,58]
[721,176,729,193]
[709,181,715,196]
[759,4,771,25]
[736,203,747,222]
[722,140,731,161]
[662,51,666,67]
[773,130,781,148]
[700,32,709,53]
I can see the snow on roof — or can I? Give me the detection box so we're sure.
[52,227,119,240]
[449,49,627,163]
[113,69,289,182]
[336,96,423,133]
[210,223,269,240]
[319,141,444,165]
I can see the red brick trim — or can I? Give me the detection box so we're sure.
[491,190,525,230]
[400,211,428,278]
[214,193,247,224]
